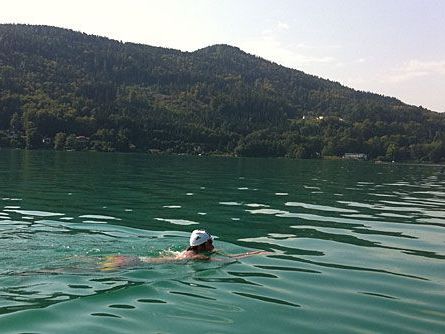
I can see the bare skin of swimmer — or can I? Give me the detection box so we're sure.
[138,240,269,263]
[100,239,271,270]
[99,230,272,271]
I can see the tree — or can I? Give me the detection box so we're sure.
[24,119,41,149]
[288,144,310,159]
[385,143,398,161]
[429,140,445,162]
[10,112,22,132]
[54,132,67,150]
[65,134,77,150]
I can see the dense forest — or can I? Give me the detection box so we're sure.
[1,24,444,162]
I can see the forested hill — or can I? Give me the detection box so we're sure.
[1,24,444,161]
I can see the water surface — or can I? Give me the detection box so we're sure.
[1,150,444,333]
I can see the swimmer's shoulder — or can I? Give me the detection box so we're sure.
[178,250,210,260]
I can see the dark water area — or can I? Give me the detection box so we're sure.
[0,149,444,333]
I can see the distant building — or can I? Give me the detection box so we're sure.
[343,153,368,160]
[75,136,89,143]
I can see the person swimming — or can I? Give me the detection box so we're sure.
[99,229,270,271]
[179,229,215,259]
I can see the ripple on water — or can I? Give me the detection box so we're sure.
[154,218,199,225]
[245,203,270,208]
[82,220,109,224]
[4,209,64,217]
[267,233,296,239]
[108,304,136,309]
[79,215,122,221]
[137,298,167,304]
[246,208,289,215]
[219,202,243,206]
[233,292,300,308]
[304,186,320,190]
[91,312,121,318]
[337,201,425,213]
[422,210,445,219]
[377,212,414,219]
[285,202,358,213]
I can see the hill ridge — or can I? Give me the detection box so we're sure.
[0,24,444,161]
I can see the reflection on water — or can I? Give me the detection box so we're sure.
[0,150,444,333]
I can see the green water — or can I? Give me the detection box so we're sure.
[0,149,444,333]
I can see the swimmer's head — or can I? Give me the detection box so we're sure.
[189,230,213,247]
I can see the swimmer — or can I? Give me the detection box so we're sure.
[100,229,271,271]
[178,229,215,259]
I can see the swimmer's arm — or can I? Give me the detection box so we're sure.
[137,249,271,264]
[214,250,272,260]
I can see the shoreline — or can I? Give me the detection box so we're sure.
[1,147,444,167]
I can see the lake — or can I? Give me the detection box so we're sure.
[0,149,444,333]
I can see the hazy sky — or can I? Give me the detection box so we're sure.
[1,0,444,112]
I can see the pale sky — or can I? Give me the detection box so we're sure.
[1,0,444,112]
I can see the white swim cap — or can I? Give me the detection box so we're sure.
[189,230,213,247]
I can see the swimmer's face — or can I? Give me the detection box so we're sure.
[204,239,214,252]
